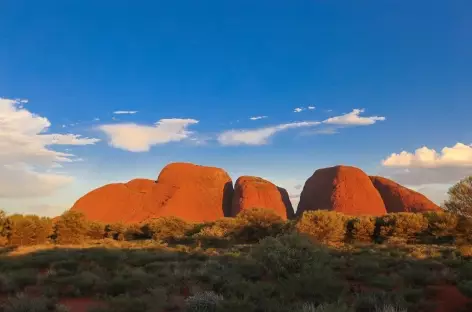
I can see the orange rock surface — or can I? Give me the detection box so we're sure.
[70,162,233,223]
[297,165,387,216]
[370,176,441,213]
[151,162,233,222]
[231,176,294,219]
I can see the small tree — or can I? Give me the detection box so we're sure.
[443,176,472,218]
[54,211,88,244]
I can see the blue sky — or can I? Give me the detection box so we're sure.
[1,1,471,215]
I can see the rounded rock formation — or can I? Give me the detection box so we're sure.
[369,176,441,213]
[70,162,234,224]
[151,162,233,222]
[297,165,387,217]
[70,178,158,224]
[231,176,294,219]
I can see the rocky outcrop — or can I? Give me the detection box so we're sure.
[369,176,441,213]
[231,176,294,219]
[297,165,387,216]
[70,162,233,223]
[70,179,159,224]
[152,162,233,222]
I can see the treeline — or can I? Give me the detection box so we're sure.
[0,208,471,247]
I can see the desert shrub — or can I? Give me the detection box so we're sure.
[296,211,347,244]
[105,222,127,241]
[456,215,472,243]
[250,233,331,278]
[0,292,65,312]
[348,216,376,242]
[124,223,144,240]
[6,214,53,246]
[54,211,88,244]
[87,221,106,239]
[423,211,458,241]
[300,302,353,312]
[378,213,428,241]
[193,218,241,246]
[185,291,223,312]
[0,210,8,245]
[141,217,192,242]
[443,176,472,218]
[234,208,286,243]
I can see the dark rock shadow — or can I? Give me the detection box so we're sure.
[222,181,234,217]
[277,187,295,219]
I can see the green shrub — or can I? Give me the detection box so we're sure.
[296,211,347,244]
[378,213,428,241]
[124,223,144,240]
[348,216,376,242]
[300,302,353,312]
[456,215,472,243]
[193,218,241,246]
[54,211,88,244]
[424,211,458,239]
[185,291,223,312]
[141,217,192,242]
[105,222,127,241]
[234,208,286,243]
[6,214,53,246]
[250,233,331,278]
[87,221,106,240]
[0,293,65,312]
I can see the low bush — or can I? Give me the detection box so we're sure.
[234,208,286,243]
[6,214,53,246]
[105,222,127,241]
[87,221,106,240]
[141,217,192,242]
[378,213,428,242]
[185,291,223,312]
[423,211,458,241]
[54,211,88,244]
[296,211,347,244]
[348,216,376,242]
[193,218,241,246]
[456,215,472,243]
[250,233,331,278]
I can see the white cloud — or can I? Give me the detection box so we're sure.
[324,108,385,125]
[113,110,138,115]
[99,118,199,152]
[307,106,315,110]
[218,121,320,146]
[249,116,268,121]
[0,98,100,198]
[383,143,472,168]
[94,118,100,121]
[294,107,304,113]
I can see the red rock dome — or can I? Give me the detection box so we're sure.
[297,165,387,216]
[369,176,441,213]
[231,176,294,219]
[70,162,233,224]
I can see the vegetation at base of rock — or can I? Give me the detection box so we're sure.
[443,176,472,218]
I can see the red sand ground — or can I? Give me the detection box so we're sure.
[58,298,106,312]
[297,165,387,216]
[430,285,471,312]
[231,176,294,220]
[370,176,441,213]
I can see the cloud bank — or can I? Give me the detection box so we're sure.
[219,109,385,146]
[0,98,100,198]
[99,118,199,152]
